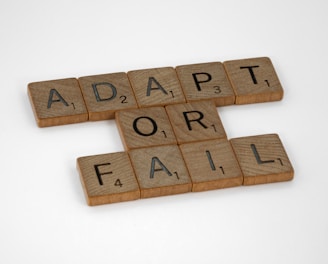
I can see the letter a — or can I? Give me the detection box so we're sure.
[149,157,172,178]
[47,89,69,108]
[146,77,168,96]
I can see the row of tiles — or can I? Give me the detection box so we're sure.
[28,57,284,127]
[77,134,294,206]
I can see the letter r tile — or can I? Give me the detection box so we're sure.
[165,100,227,144]
[127,67,186,107]
[77,152,140,206]
[28,78,88,127]
[115,106,177,150]
[223,57,284,104]
[180,139,243,192]
[78,72,138,121]
[230,134,294,185]
[129,145,192,198]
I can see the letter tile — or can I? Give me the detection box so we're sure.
[127,67,186,107]
[180,139,243,191]
[230,134,294,185]
[28,78,88,127]
[129,145,192,198]
[78,72,138,121]
[77,152,140,206]
[165,100,226,144]
[176,62,235,106]
[223,57,284,104]
[115,106,177,150]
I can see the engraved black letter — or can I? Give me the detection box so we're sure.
[92,82,117,102]
[205,150,216,171]
[133,116,158,136]
[146,77,168,96]
[183,111,208,131]
[240,66,259,84]
[150,157,172,179]
[47,89,69,108]
[251,144,275,164]
[94,163,113,185]
[192,72,212,91]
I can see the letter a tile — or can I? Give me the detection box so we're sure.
[127,67,186,107]
[230,134,294,185]
[129,145,192,198]
[165,100,226,144]
[78,72,138,121]
[77,152,140,206]
[176,62,235,106]
[180,139,243,192]
[223,57,284,104]
[28,78,88,127]
[115,107,177,150]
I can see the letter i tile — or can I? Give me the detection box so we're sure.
[28,78,88,127]
[77,152,140,206]
[78,72,138,121]
[180,139,243,192]
[230,134,294,185]
[129,145,192,198]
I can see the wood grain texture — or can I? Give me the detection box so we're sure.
[223,57,284,104]
[230,134,294,185]
[129,145,192,198]
[176,62,235,106]
[28,78,88,127]
[115,106,177,150]
[127,67,186,107]
[78,72,138,121]
[180,139,243,192]
[77,152,140,206]
[165,100,226,144]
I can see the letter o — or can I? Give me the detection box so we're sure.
[133,116,158,136]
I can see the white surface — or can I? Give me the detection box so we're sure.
[1,0,327,263]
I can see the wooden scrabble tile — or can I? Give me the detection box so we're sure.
[78,72,138,121]
[230,134,294,185]
[115,106,177,150]
[127,67,186,107]
[77,152,140,206]
[129,145,192,198]
[223,57,284,104]
[28,78,88,127]
[176,62,235,106]
[179,139,243,192]
[165,100,226,144]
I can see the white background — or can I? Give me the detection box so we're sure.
[1,0,327,263]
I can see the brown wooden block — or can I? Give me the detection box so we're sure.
[129,145,192,198]
[165,100,226,144]
[78,72,138,121]
[28,78,88,127]
[230,134,294,185]
[77,152,140,206]
[115,106,177,150]
[223,57,284,104]
[180,139,243,192]
[127,67,186,107]
[176,62,235,106]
